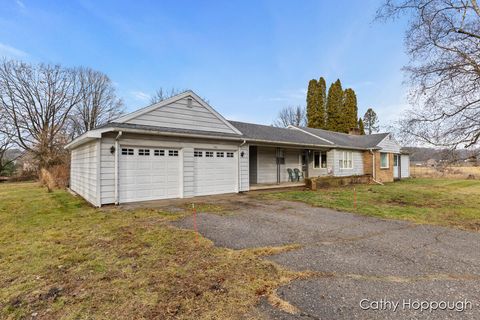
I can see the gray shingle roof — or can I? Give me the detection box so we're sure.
[94,121,390,150]
[294,126,389,149]
[228,121,334,146]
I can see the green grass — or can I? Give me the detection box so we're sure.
[0,182,298,319]
[259,179,480,231]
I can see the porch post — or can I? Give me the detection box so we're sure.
[305,149,309,178]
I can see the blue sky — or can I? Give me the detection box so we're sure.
[0,0,409,128]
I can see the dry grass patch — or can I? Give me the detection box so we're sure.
[0,182,301,319]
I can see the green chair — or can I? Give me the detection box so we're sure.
[294,168,303,181]
[287,168,295,182]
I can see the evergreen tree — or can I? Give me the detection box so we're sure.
[314,77,327,128]
[306,79,318,127]
[358,117,365,135]
[326,79,344,132]
[342,88,358,133]
[363,108,380,134]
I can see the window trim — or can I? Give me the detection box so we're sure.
[380,152,389,169]
[339,151,353,169]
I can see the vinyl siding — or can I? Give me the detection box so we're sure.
[401,154,410,178]
[239,144,249,191]
[331,149,364,176]
[70,140,99,206]
[377,134,401,153]
[126,97,238,134]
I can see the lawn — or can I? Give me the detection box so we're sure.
[0,182,300,319]
[259,178,480,231]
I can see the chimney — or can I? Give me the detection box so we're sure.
[348,128,361,135]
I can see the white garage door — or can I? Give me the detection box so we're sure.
[119,147,181,203]
[194,149,237,196]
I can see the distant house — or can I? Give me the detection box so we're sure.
[65,91,410,207]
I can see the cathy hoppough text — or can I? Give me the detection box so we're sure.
[359,298,473,313]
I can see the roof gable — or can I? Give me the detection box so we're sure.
[113,91,242,135]
[376,133,401,153]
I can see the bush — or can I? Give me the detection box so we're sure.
[39,164,69,191]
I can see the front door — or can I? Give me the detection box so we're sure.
[393,154,400,179]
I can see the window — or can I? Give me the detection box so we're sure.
[216,152,224,157]
[206,151,214,157]
[393,154,398,166]
[138,149,150,156]
[154,149,165,156]
[194,151,203,157]
[380,153,389,168]
[313,151,328,169]
[168,150,179,157]
[226,152,234,158]
[339,151,353,169]
[121,148,134,155]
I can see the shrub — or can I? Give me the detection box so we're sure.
[39,164,69,191]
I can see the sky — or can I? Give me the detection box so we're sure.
[0,0,410,128]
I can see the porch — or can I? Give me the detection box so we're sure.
[248,145,331,188]
[249,181,306,191]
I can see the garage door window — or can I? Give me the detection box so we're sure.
[138,149,150,156]
[206,151,214,157]
[121,148,134,155]
[216,152,224,157]
[194,151,203,157]
[154,149,165,156]
[169,150,179,157]
[227,152,234,158]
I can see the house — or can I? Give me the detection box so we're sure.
[65,90,410,207]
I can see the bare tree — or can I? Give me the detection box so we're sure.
[377,0,480,149]
[273,105,307,127]
[0,111,19,175]
[0,60,83,168]
[68,68,124,137]
[150,88,185,104]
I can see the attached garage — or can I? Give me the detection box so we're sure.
[118,147,181,203]
[194,149,237,196]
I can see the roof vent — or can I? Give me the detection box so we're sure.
[187,97,193,108]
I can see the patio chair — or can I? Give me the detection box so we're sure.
[287,168,296,182]
[294,168,304,181]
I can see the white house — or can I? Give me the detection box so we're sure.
[65,90,409,206]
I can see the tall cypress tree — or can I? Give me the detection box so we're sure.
[315,77,327,128]
[342,88,358,133]
[358,117,365,135]
[306,79,318,127]
[326,79,343,132]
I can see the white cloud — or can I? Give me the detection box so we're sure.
[0,43,28,58]
[130,90,150,102]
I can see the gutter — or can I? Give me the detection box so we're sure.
[114,131,123,205]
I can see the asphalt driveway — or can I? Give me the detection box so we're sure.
[170,193,480,319]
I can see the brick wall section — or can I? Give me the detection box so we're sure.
[363,151,394,183]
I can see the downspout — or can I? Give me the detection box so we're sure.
[114,131,123,204]
[369,149,383,185]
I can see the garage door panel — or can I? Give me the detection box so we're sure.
[119,147,180,203]
[194,149,237,196]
